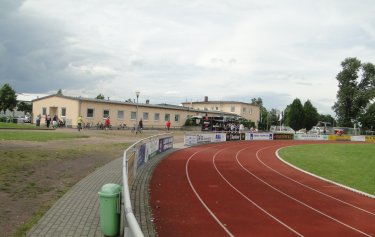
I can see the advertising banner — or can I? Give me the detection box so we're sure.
[184,133,226,145]
[145,139,159,162]
[247,133,273,140]
[365,136,375,143]
[273,133,294,140]
[328,135,351,141]
[197,134,213,143]
[159,137,173,152]
[136,144,146,171]
[213,133,226,142]
[127,151,136,185]
[226,132,245,141]
[350,136,365,142]
[184,135,198,146]
[294,134,328,141]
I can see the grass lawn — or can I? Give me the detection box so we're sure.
[279,143,375,195]
[0,122,40,129]
[0,127,132,237]
[0,141,130,237]
[0,130,89,141]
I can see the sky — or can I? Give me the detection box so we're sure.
[1,0,374,115]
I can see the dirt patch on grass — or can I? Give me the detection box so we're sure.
[0,128,183,237]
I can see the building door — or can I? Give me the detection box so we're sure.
[49,107,58,117]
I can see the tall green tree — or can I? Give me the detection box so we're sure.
[96,94,105,100]
[251,97,263,106]
[332,58,375,127]
[303,100,319,130]
[269,108,280,126]
[0,83,17,113]
[359,102,375,130]
[283,105,291,127]
[250,97,268,130]
[17,101,32,113]
[288,98,305,132]
[318,114,336,126]
[258,107,269,130]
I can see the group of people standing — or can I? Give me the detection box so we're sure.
[35,114,64,128]
[76,115,172,133]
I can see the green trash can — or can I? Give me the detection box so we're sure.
[98,183,122,237]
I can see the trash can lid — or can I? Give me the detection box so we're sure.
[98,183,122,197]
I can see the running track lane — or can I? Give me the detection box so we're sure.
[150,141,375,237]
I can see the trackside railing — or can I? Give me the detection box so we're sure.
[122,133,173,237]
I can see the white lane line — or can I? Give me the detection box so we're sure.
[212,147,304,237]
[186,149,235,237]
[235,146,372,237]
[257,146,375,215]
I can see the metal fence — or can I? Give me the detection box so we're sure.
[121,133,173,237]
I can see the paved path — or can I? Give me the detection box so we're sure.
[27,143,185,237]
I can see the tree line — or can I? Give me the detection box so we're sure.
[253,57,375,132]
[252,97,334,132]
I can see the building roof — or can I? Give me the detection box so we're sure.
[17,93,50,102]
[33,94,240,117]
[182,100,259,107]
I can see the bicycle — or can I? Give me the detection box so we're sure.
[131,125,136,134]
[131,125,142,134]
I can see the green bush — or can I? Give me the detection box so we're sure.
[0,116,12,122]
[184,118,199,126]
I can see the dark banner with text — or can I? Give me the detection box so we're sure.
[226,132,246,141]
[273,133,294,140]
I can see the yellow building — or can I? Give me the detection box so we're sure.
[181,97,260,126]
[32,94,239,129]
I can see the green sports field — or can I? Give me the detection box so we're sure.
[0,130,89,141]
[279,143,375,195]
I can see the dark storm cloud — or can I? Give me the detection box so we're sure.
[0,1,107,94]
[1,12,64,91]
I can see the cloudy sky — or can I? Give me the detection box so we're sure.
[1,0,374,115]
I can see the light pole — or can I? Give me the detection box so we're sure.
[135,91,140,129]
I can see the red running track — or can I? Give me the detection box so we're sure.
[150,140,375,237]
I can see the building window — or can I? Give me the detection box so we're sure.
[103,109,110,118]
[204,107,208,111]
[249,108,252,114]
[131,111,136,120]
[231,106,235,112]
[154,113,160,121]
[42,107,47,115]
[87,108,94,118]
[216,107,219,110]
[61,108,66,117]
[243,108,246,113]
[165,113,170,121]
[175,114,180,122]
[117,110,124,119]
[143,112,149,121]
